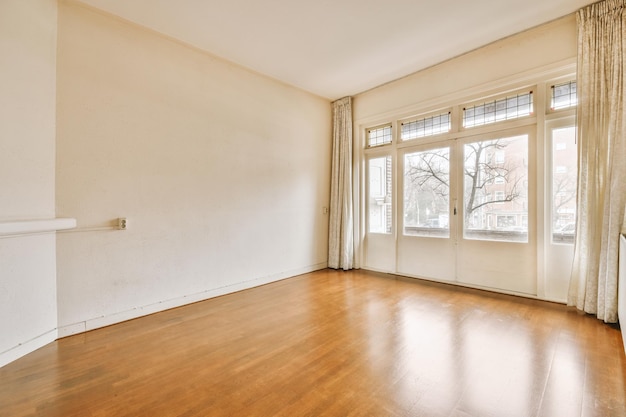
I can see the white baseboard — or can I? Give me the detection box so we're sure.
[58,262,327,338]
[57,321,87,339]
[0,329,58,368]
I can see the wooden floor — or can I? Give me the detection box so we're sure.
[1,269,626,417]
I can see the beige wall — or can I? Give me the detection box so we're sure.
[0,0,59,366]
[354,15,577,121]
[0,0,57,217]
[55,2,331,334]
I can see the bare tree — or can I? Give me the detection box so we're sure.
[552,167,577,225]
[405,149,449,226]
[405,150,449,198]
[463,139,523,222]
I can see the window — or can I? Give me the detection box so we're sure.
[463,91,533,128]
[496,215,517,229]
[551,81,577,110]
[401,112,451,141]
[368,156,392,233]
[464,134,528,242]
[403,147,450,237]
[368,125,392,147]
[361,67,577,300]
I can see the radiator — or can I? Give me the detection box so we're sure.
[617,235,626,352]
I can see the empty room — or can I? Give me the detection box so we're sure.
[1,0,626,416]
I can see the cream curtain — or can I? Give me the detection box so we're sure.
[328,97,354,270]
[568,0,626,323]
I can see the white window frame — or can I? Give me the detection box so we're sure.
[366,153,393,235]
[399,109,452,142]
[461,88,534,129]
[357,63,577,300]
[367,123,393,148]
[546,77,578,115]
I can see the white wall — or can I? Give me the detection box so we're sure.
[55,2,331,335]
[0,0,59,366]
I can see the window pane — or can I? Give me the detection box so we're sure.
[403,147,450,237]
[463,92,533,128]
[551,81,577,110]
[368,125,392,147]
[369,156,392,233]
[463,135,528,242]
[401,112,451,141]
[552,126,577,243]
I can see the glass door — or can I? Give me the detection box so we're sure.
[364,153,396,272]
[397,141,456,282]
[456,127,536,294]
[544,119,577,301]
[397,127,536,295]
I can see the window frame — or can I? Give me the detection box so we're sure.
[366,123,393,148]
[461,88,535,130]
[365,151,394,235]
[357,62,578,301]
[399,109,452,143]
[545,77,578,115]
[550,80,578,111]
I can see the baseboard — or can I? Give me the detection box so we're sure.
[0,329,58,368]
[58,262,328,338]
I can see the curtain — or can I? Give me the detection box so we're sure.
[328,97,354,270]
[568,0,626,323]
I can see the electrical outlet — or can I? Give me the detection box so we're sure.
[118,217,127,230]
[323,207,329,215]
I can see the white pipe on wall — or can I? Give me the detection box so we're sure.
[0,218,76,238]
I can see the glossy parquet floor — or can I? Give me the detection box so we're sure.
[1,269,625,416]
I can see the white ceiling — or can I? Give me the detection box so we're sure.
[76,0,595,100]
